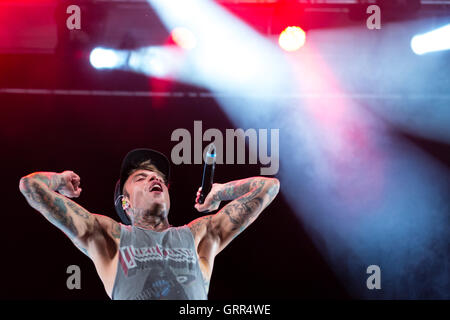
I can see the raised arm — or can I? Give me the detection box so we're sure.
[19,171,120,259]
[190,177,280,256]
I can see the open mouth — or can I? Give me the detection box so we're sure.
[149,182,163,193]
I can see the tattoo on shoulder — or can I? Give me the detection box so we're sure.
[66,201,90,219]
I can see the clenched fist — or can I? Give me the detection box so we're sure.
[56,171,82,198]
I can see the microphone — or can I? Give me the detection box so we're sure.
[198,143,216,204]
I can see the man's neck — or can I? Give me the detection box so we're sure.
[131,209,171,231]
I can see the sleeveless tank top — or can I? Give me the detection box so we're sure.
[111,224,208,300]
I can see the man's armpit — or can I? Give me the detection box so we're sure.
[188,215,213,244]
[92,214,122,241]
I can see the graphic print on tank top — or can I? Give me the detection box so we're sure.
[119,243,198,277]
[112,225,208,300]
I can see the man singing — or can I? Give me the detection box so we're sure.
[19,148,280,299]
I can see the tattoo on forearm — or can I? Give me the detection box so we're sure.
[214,178,268,203]
[34,174,50,186]
[25,180,78,237]
[32,173,62,191]
[214,180,254,202]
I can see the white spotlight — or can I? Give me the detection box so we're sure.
[89,47,128,69]
[411,24,450,55]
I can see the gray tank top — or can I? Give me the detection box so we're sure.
[111,224,208,300]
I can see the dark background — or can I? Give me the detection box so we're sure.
[1,0,449,300]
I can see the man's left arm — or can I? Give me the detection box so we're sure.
[192,177,280,254]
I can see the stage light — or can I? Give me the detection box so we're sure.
[171,27,197,50]
[89,46,177,78]
[89,47,128,69]
[127,46,184,79]
[278,26,306,52]
[411,24,450,55]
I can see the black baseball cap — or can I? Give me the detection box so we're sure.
[114,148,170,225]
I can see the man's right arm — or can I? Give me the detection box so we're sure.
[19,171,120,259]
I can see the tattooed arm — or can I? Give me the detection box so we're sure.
[19,171,120,261]
[189,177,280,256]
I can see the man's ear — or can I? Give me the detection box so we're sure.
[122,197,130,211]
[122,198,132,222]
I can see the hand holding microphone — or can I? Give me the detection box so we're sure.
[194,143,220,213]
